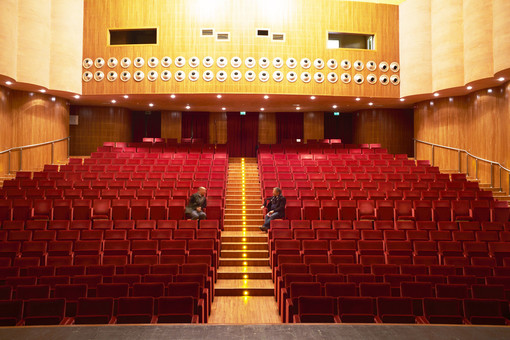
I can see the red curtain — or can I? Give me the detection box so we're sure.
[227,112,259,157]
[181,112,209,142]
[276,112,304,143]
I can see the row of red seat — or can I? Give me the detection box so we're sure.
[0,199,223,222]
[259,148,388,155]
[10,172,226,182]
[90,151,228,160]
[0,188,225,201]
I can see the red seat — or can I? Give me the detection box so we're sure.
[377,297,417,323]
[23,298,66,325]
[73,297,114,324]
[157,297,199,323]
[422,298,465,324]
[294,296,339,323]
[337,297,377,323]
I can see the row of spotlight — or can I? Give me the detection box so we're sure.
[83,56,400,72]
[84,69,400,85]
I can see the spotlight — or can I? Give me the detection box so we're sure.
[170,94,176,98]
[185,105,191,109]
[222,107,226,111]
[368,102,373,106]
[123,95,129,99]
[5,81,12,85]
[488,89,493,93]
[260,108,265,111]
[467,86,473,90]
[149,103,154,107]
[217,94,222,99]
[332,105,337,109]
[74,95,80,99]
[264,95,269,99]
[310,96,315,100]
[497,77,505,82]
[399,98,405,102]
[51,97,56,102]
[111,99,116,104]
[355,98,361,101]
[434,93,439,97]
[39,89,46,93]
[296,107,301,110]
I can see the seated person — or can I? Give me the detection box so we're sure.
[260,187,286,232]
[185,187,207,220]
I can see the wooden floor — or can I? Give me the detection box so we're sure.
[209,297,281,324]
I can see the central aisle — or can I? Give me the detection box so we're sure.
[208,157,280,324]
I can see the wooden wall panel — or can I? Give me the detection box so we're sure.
[352,109,414,155]
[399,0,432,97]
[49,0,84,93]
[82,0,400,98]
[0,0,83,93]
[209,112,228,144]
[431,0,464,92]
[400,0,510,97]
[414,82,510,190]
[493,0,510,74]
[258,112,276,144]
[303,112,324,142]
[0,0,18,80]
[161,111,182,142]
[16,0,51,88]
[463,0,493,84]
[69,106,132,156]
[0,86,69,175]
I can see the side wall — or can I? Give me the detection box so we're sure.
[414,82,510,190]
[0,86,69,175]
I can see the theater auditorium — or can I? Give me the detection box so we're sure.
[1,0,510,339]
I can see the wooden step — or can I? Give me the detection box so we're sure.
[214,279,274,296]
[221,242,268,250]
[217,266,272,279]
[219,258,269,266]
[220,250,269,258]
[220,232,267,243]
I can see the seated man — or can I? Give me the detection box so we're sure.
[185,187,207,220]
[260,187,286,232]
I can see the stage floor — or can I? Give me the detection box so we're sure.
[1,324,510,340]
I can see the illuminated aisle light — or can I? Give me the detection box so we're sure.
[244,291,249,296]
[243,253,247,257]
[243,275,248,279]
[242,238,246,242]
[243,261,247,266]
[243,245,247,249]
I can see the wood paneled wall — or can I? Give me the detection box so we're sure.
[303,112,324,142]
[399,0,510,97]
[258,112,277,145]
[82,0,400,98]
[0,0,83,94]
[69,106,132,156]
[161,111,182,142]
[352,109,414,155]
[0,86,69,175]
[414,82,510,190]
[209,112,228,145]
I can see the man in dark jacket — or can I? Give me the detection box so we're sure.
[185,187,207,220]
[260,187,286,232]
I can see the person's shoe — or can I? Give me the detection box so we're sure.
[259,226,268,232]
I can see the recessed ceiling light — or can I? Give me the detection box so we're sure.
[368,102,373,106]
[264,95,269,99]
[310,96,315,100]
[296,107,301,110]
[355,98,361,101]
[74,95,80,99]
[51,97,56,102]
[430,101,434,106]
[399,98,405,102]
[449,97,454,102]
[29,93,34,97]
[260,108,265,111]
[217,94,222,99]
[497,77,505,82]
[467,86,473,90]
[433,93,439,97]
[5,81,12,85]
[149,103,154,107]
[170,94,176,99]
[488,89,493,93]
[111,99,116,104]
[39,89,46,93]
[123,95,128,99]
[185,105,191,110]
[221,107,226,111]
[332,105,337,109]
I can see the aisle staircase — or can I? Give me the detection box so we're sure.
[214,157,273,296]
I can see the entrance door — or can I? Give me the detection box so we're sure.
[131,111,161,142]
[227,112,259,157]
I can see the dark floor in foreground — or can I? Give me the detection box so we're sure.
[1,324,510,340]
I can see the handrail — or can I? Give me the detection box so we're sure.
[414,138,510,194]
[0,136,70,174]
